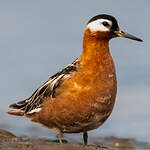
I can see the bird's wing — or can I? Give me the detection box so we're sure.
[9,59,80,115]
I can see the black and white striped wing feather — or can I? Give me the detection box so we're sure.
[9,59,79,115]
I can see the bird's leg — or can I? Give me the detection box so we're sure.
[83,132,88,145]
[56,131,63,143]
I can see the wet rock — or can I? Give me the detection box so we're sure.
[0,129,108,150]
[0,129,16,138]
[0,129,150,150]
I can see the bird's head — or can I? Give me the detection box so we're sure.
[86,14,143,42]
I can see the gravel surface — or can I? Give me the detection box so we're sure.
[0,129,150,150]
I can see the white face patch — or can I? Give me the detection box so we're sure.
[87,19,112,32]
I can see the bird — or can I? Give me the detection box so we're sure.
[8,14,143,145]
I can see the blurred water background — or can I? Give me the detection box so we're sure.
[0,0,149,143]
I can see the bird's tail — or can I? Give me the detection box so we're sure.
[7,99,27,116]
[7,109,24,116]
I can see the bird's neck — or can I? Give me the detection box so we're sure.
[80,29,111,70]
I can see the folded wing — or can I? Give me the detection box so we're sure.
[8,59,79,116]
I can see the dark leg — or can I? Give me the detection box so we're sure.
[83,132,88,145]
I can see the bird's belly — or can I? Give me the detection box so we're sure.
[61,78,117,133]
[55,89,116,133]
[37,71,117,133]
[62,110,111,133]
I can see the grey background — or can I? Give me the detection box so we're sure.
[0,0,149,142]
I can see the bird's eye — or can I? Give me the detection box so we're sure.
[102,21,109,27]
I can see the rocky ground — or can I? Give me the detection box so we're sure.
[0,128,150,150]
